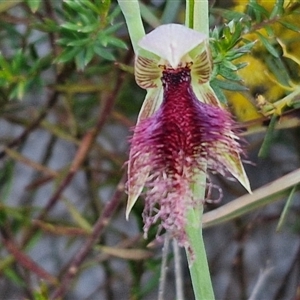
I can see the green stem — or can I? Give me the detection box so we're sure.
[184,2,214,299]
[185,171,215,300]
[118,0,145,54]
[185,0,194,28]
[193,0,209,35]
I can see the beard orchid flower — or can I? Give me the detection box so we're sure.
[127,24,251,247]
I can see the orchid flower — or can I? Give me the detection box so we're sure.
[126,24,251,247]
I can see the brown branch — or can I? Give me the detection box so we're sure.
[0,90,59,160]
[50,173,126,299]
[20,127,99,246]
[0,62,74,161]
[0,227,57,285]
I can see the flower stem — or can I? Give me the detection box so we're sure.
[117,0,145,54]
[184,1,215,298]
[185,0,209,35]
[193,0,209,35]
[185,171,215,300]
[185,0,194,29]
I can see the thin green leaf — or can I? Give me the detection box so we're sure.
[265,25,274,37]
[211,8,246,21]
[218,68,241,81]
[75,50,87,71]
[77,23,98,33]
[258,114,278,158]
[210,81,228,104]
[67,38,89,47]
[222,60,238,71]
[249,1,269,18]
[212,78,248,91]
[4,268,25,286]
[63,0,90,15]
[256,32,279,57]
[84,47,94,66]
[161,0,181,23]
[101,23,123,36]
[139,2,161,28]
[26,0,41,13]
[63,199,92,232]
[278,20,300,32]
[269,0,284,18]
[276,185,297,232]
[79,0,101,14]
[61,22,83,31]
[203,168,300,228]
[55,47,81,64]
[106,36,128,49]
[94,47,115,61]
[264,55,291,87]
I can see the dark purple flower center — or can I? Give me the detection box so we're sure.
[150,67,228,178]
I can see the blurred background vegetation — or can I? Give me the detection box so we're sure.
[0,0,299,299]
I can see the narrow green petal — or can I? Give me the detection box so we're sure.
[221,152,252,193]
[137,86,164,121]
[192,82,223,106]
[126,87,164,219]
[126,154,150,219]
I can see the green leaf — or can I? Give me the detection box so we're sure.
[67,38,90,47]
[75,50,87,71]
[106,36,128,49]
[256,32,279,57]
[211,8,247,21]
[265,25,274,37]
[80,0,101,15]
[3,268,25,286]
[279,20,300,32]
[222,60,238,71]
[55,47,81,64]
[94,46,115,61]
[212,78,248,91]
[237,41,256,53]
[0,54,13,80]
[63,199,92,232]
[61,22,83,31]
[63,0,90,15]
[258,114,278,158]
[0,160,14,201]
[264,55,290,87]
[210,81,228,104]
[84,46,95,66]
[270,0,284,18]
[77,23,98,33]
[101,23,123,36]
[218,65,241,81]
[248,1,269,19]
[276,185,297,232]
[139,2,161,28]
[161,0,181,23]
[26,0,41,13]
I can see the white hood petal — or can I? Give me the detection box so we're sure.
[138,24,207,69]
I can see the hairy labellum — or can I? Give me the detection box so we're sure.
[130,66,243,246]
[126,24,250,248]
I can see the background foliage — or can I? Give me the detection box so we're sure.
[0,0,299,299]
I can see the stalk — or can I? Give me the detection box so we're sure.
[184,1,215,299]
[117,0,145,54]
